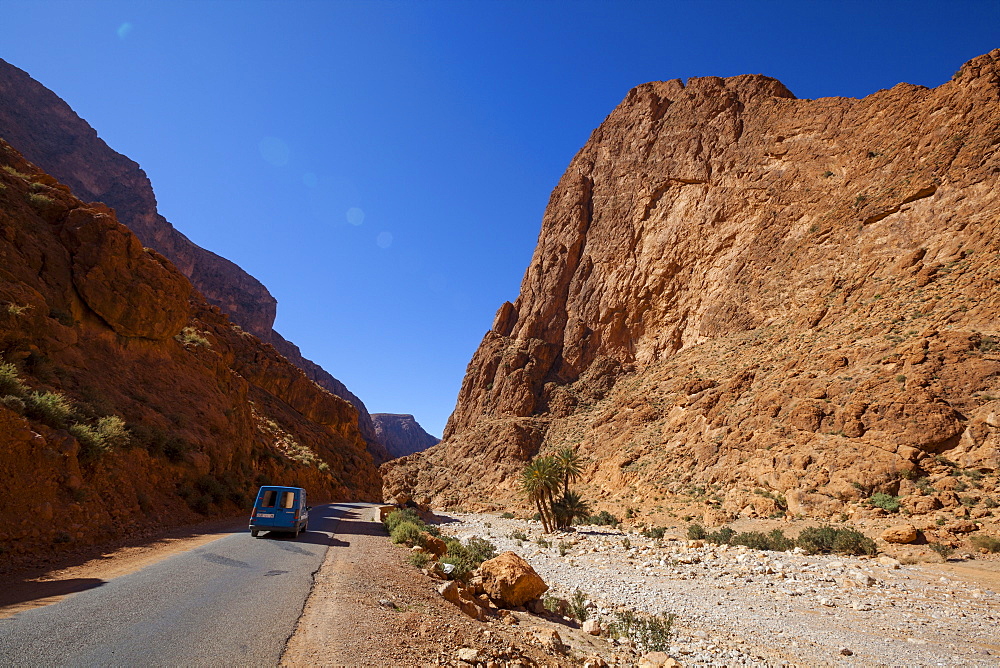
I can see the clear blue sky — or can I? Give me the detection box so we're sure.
[3,1,998,438]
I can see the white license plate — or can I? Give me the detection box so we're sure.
[256,513,274,518]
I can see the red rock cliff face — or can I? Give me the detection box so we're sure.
[371,413,440,459]
[384,51,1000,521]
[0,143,380,570]
[0,58,387,464]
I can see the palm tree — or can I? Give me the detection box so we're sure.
[521,459,554,532]
[535,455,562,532]
[555,446,584,496]
[552,490,592,529]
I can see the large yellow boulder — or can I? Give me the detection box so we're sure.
[880,524,918,544]
[478,551,548,607]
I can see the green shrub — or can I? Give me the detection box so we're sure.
[971,535,1000,553]
[510,529,528,542]
[607,609,675,652]
[796,525,876,556]
[732,529,793,552]
[383,508,423,534]
[585,510,619,526]
[686,523,707,540]
[929,542,954,560]
[867,492,900,513]
[641,526,667,539]
[408,551,430,568]
[501,512,515,519]
[175,327,210,347]
[706,527,736,545]
[390,520,423,546]
[25,390,73,428]
[1,395,25,414]
[0,362,26,397]
[569,588,589,621]
[440,536,497,582]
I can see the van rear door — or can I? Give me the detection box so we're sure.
[275,489,298,529]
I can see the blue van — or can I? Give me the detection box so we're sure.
[249,486,309,538]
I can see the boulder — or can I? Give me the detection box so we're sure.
[528,627,563,652]
[437,580,487,621]
[639,652,681,668]
[945,520,979,534]
[478,551,548,606]
[419,532,447,558]
[881,524,919,544]
[583,618,602,635]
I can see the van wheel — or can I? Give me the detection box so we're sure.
[251,530,259,538]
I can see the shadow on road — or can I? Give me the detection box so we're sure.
[0,577,105,617]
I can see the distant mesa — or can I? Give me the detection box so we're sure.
[371,414,440,460]
[0,57,389,464]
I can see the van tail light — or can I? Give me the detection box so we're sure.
[294,510,299,520]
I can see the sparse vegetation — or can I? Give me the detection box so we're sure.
[689,522,875,555]
[796,525,877,556]
[408,551,430,568]
[441,536,497,582]
[175,327,211,347]
[687,523,707,540]
[569,588,589,621]
[25,390,73,429]
[929,542,954,560]
[867,492,901,513]
[971,535,1000,553]
[606,609,676,652]
[585,510,619,526]
[0,361,27,396]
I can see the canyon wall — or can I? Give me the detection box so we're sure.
[0,142,380,569]
[371,413,440,459]
[384,51,1000,523]
[0,58,388,464]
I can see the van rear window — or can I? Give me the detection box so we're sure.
[280,491,296,509]
[261,490,277,508]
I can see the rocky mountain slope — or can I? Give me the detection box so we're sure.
[0,58,388,464]
[0,141,380,567]
[371,413,439,459]
[384,51,1000,523]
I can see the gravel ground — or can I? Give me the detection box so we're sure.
[440,513,1000,667]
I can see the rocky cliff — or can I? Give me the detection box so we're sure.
[0,58,388,464]
[384,51,1000,523]
[371,414,440,459]
[0,142,380,569]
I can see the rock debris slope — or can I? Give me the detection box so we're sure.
[371,413,440,459]
[385,50,1000,519]
[0,58,388,464]
[0,142,380,567]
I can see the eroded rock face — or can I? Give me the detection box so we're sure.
[0,144,380,568]
[385,50,1000,518]
[371,413,440,459]
[0,57,385,462]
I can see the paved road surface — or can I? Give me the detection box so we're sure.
[0,503,361,666]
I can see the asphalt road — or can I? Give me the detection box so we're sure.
[0,503,357,666]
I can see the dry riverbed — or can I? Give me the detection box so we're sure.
[436,513,1000,666]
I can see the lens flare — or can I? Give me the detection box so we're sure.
[302,172,318,187]
[376,231,393,249]
[117,22,133,40]
[346,207,365,226]
[258,137,290,166]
